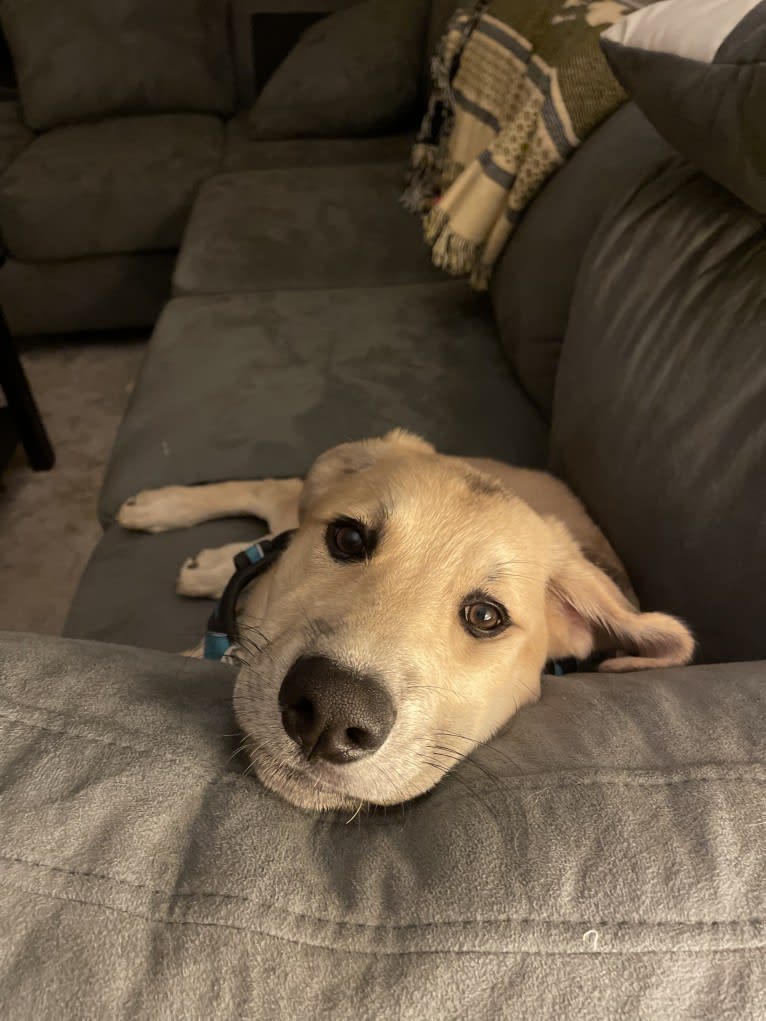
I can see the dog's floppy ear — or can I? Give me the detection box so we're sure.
[299,430,434,521]
[544,519,695,671]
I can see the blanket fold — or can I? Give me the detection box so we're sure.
[404,0,645,288]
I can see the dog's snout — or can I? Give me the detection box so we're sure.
[279,656,395,764]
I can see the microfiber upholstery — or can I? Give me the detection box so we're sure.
[0,253,176,335]
[65,519,271,653]
[551,160,766,664]
[71,282,546,651]
[173,163,441,295]
[94,286,547,530]
[0,114,223,261]
[0,0,234,130]
[0,100,33,175]
[224,113,415,172]
[1,632,764,1018]
[247,0,429,139]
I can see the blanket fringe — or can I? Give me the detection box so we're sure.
[401,143,440,214]
[401,5,476,213]
[424,207,481,278]
[469,262,492,292]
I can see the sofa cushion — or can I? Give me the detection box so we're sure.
[65,518,270,652]
[1,0,234,131]
[173,163,441,295]
[248,0,429,139]
[2,632,764,1018]
[602,0,766,212]
[0,100,33,175]
[551,160,766,664]
[224,112,414,172]
[96,286,547,532]
[0,252,176,336]
[490,103,676,417]
[0,115,223,260]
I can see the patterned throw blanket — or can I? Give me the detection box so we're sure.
[403,0,648,289]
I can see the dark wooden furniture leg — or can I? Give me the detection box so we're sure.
[0,306,55,471]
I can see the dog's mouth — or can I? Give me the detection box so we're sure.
[245,744,374,813]
[239,727,475,813]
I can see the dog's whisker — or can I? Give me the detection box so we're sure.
[236,636,269,654]
[435,735,527,771]
[419,758,452,779]
[223,737,250,769]
[369,757,410,810]
[434,754,507,800]
[433,730,528,773]
[345,802,365,825]
[427,742,505,788]
[235,647,265,667]
[236,622,270,639]
[236,632,268,652]
[236,620,274,647]
[233,644,263,664]
[421,758,501,821]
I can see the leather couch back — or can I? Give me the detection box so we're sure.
[490,103,675,417]
[549,161,766,663]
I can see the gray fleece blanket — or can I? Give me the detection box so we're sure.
[0,632,764,1019]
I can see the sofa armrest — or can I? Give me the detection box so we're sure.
[1,631,763,1018]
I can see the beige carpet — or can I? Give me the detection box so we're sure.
[0,334,147,635]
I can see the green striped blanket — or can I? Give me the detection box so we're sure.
[404,0,649,289]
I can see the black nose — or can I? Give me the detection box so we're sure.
[279,655,395,764]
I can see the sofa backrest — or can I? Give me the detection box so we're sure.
[490,103,676,417]
[1,0,235,131]
[549,160,766,664]
[425,0,461,64]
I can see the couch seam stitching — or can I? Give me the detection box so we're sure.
[0,853,763,932]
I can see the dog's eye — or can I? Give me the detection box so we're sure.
[327,520,368,562]
[462,601,508,637]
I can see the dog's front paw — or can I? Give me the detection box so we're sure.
[176,542,253,598]
[117,486,202,533]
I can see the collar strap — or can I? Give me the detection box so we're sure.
[544,653,606,676]
[204,530,296,662]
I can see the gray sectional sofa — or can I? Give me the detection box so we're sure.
[1,2,764,1018]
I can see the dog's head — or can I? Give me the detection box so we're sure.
[234,431,693,812]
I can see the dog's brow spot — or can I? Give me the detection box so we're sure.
[463,471,505,498]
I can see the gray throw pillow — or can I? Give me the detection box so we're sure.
[1,0,234,131]
[601,0,766,212]
[248,0,430,140]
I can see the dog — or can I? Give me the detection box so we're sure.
[118,430,694,813]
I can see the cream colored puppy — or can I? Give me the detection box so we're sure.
[118,430,694,812]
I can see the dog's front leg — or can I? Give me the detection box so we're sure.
[117,478,303,534]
